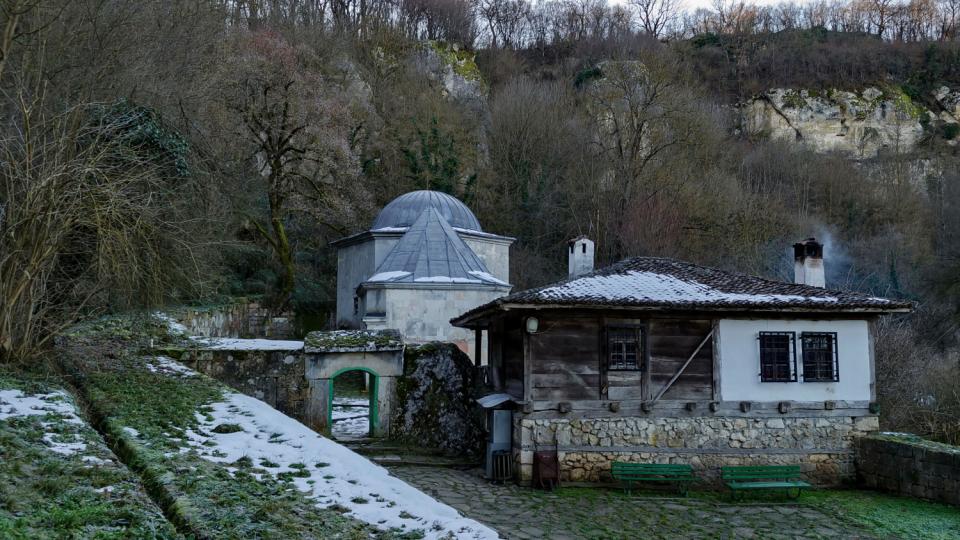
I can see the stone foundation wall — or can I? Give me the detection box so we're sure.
[514,414,879,486]
[856,434,960,506]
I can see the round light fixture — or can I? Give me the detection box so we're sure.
[525,317,539,334]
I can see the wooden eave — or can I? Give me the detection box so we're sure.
[450,301,912,329]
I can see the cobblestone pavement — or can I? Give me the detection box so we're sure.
[389,466,873,540]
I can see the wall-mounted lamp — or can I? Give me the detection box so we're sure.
[525,317,539,334]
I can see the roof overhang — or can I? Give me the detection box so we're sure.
[329,229,405,248]
[331,227,516,249]
[451,301,913,329]
[360,281,513,293]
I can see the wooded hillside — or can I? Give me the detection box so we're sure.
[1,0,959,442]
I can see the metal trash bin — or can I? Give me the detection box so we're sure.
[491,450,513,484]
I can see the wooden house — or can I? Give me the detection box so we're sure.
[452,238,911,485]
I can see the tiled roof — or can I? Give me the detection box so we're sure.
[452,257,911,325]
[363,207,509,287]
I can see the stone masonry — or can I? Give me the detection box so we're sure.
[514,414,880,486]
[856,433,960,506]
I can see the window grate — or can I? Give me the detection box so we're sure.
[758,331,796,382]
[607,327,643,371]
[801,332,839,382]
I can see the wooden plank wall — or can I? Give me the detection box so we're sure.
[529,318,602,401]
[496,313,715,403]
[502,324,525,398]
[648,319,713,400]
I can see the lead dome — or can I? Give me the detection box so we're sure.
[371,190,482,232]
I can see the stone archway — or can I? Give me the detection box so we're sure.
[327,367,379,438]
[302,330,404,438]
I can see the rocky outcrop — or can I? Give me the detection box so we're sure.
[742,87,932,158]
[391,343,485,457]
[411,41,486,111]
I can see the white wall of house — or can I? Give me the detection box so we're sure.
[718,318,872,402]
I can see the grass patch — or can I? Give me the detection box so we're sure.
[211,423,243,434]
[58,314,402,539]
[806,489,960,540]
[0,374,178,539]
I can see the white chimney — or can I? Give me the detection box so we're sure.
[568,236,595,278]
[793,238,825,288]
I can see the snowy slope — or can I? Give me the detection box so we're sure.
[185,390,499,539]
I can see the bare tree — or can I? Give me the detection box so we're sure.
[0,95,210,364]
[630,0,679,38]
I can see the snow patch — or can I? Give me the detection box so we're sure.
[154,312,188,334]
[190,337,305,351]
[184,392,499,539]
[1,389,90,456]
[540,270,840,305]
[146,356,199,377]
[468,271,509,286]
[331,397,370,438]
[414,276,481,283]
[42,432,87,455]
[0,389,77,421]
[122,427,141,438]
[367,271,412,282]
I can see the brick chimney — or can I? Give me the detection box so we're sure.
[568,237,595,278]
[793,238,825,288]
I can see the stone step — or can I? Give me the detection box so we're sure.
[369,454,479,468]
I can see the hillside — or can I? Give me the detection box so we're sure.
[1,0,959,447]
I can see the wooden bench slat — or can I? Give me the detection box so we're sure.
[611,462,695,496]
[728,481,811,490]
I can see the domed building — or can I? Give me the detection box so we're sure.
[332,191,513,361]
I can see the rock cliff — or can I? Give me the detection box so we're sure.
[742,86,960,158]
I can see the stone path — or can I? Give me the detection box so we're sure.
[389,466,873,540]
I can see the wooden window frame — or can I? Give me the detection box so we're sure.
[605,325,645,371]
[758,331,797,382]
[800,332,839,383]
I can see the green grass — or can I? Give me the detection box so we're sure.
[0,375,178,539]
[58,315,402,539]
[806,489,960,540]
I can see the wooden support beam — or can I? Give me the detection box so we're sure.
[475,328,482,368]
[650,329,714,404]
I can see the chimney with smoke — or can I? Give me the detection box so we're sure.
[793,238,825,288]
[568,236,595,278]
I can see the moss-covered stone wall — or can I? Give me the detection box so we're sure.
[391,343,485,457]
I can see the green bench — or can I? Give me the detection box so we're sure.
[722,465,811,499]
[611,462,695,496]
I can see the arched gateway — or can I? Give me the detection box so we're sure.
[303,330,404,438]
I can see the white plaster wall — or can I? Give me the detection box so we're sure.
[335,235,401,328]
[369,287,507,362]
[463,237,511,284]
[718,319,872,402]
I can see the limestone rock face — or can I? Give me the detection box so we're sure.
[743,88,927,158]
[411,42,486,112]
[934,86,960,123]
[391,343,485,457]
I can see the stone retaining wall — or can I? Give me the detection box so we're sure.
[181,349,309,422]
[175,302,292,338]
[514,414,879,486]
[856,434,960,506]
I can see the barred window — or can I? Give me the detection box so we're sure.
[607,327,643,371]
[801,332,839,382]
[759,332,797,382]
